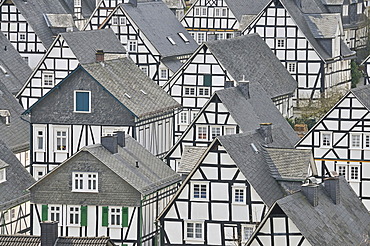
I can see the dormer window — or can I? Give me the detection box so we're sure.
[74,91,91,113]
[0,110,10,126]
[0,168,6,183]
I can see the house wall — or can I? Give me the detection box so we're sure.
[0,202,31,235]
[84,0,122,31]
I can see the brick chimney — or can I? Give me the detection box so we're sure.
[41,221,58,246]
[301,177,319,207]
[115,131,125,147]
[324,177,340,205]
[224,81,234,89]
[101,136,118,154]
[96,50,104,62]
[259,123,273,144]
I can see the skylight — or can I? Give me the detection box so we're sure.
[140,89,147,95]
[167,37,176,45]
[178,32,189,43]
[124,93,131,99]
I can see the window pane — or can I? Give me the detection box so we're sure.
[76,92,90,112]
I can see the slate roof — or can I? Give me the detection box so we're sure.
[0,139,35,211]
[163,0,185,9]
[205,34,297,99]
[275,177,370,245]
[60,29,126,65]
[0,82,29,153]
[351,84,370,110]
[178,146,207,174]
[262,147,317,180]
[61,0,97,19]
[0,235,40,246]
[304,14,341,38]
[119,1,198,58]
[81,58,180,119]
[10,0,76,49]
[0,31,32,95]
[224,0,269,21]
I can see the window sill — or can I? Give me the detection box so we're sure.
[348,180,360,183]
[185,239,205,243]
[190,198,209,202]
[232,202,247,206]
[54,150,68,153]
[34,150,46,153]
[71,190,99,193]
[73,111,91,114]
[67,224,81,228]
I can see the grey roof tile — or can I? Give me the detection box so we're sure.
[0,235,40,246]
[0,139,35,211]
[206,34,297,98]
[276,177,370,245]
[224,0,269,21]
[119,1,198,58]
[56,236,115,245]
[304,14,341,38]
[178,146,207,174]
[82,58,180,119]
[351,84,370,109]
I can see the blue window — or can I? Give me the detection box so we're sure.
[75,91,90,112]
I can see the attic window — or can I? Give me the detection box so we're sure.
[167,37,176,45]
[0,110,10,125]
[178,32,189,43]
[124,93,131,99]
[250,143,259,153]
[140,89,147,95]
[0,65,7,75]
[0,168,6,183]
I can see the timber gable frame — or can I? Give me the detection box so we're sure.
[243,0,355,104]
[295,84,370,210]
[158,131,315,245]
[16,28,126,110]
[23,58,180,180]
[28,133,181,245]
[98,1,198,86]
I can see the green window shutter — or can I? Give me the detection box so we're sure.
[41,205,48,221]
[122,207,128,227]
[203,74,212,86]
[80,206,87,226]
[102,206,108,227]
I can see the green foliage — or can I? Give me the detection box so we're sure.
[351,60,362,88]
[286,117,316,130]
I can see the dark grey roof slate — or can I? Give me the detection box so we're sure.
[216,83,299,145]
[163,0,185,9]
[61,29,126,65]
[161,57,184,73]
[351,84,370,110]
[56,237,115,245]
[298,0,329,13]
[61,0,97,19]
[304,14,340,38]
[217,130,294,207]
[82,58,180,119]
[276,177,370,245]
[224,0,269,21]
[44,14,75,28]
[11,0,75,49]
[119,1,198,57]
[0,235,40,246]
[0,159,9,169]
[0,82,29,153]
[0,31,32,94]
[0,139,35,211]
[206,34,297,98]
[262,147,317,180]
[83,134,180,195]
[178,146,207,174]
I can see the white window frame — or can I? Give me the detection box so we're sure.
[287,62,296,73]
[241,224,255,243]
[67,206,80,226]
[357,3,362,14]
[232,185,246,205]
[336,163,347,177]
[179,111,188,125]
[350,133,362,149]
[140,66,148,75]
[191,110,199,122]
[54,127,68,152]
[109,207,121,227]
[343,5,348,16]
[321,132,332,148]
[128,40,137,52]
[72,172,98,193]
[225,126,236,135]
[0,168,6,183]
[49,205,61,224]
[211,126,221,139]
[167,36,176,45]
[276,38,285,49]
[201,7,207,16]
[185,220,204,242]
[364,134,370,149]
[184,87,195,96]
[74,0,81,6]
[349,164,360,182]
[111,16,118,25]
[194,7,201,16]
[119,16,126,25]
[191,182,209,201]
[197,33,205,44]
[42,72,54,87]
[178,32,189,43]
[198,87,210,96]
[33,165,47,181]
[74,90,91,113]
[18,33,26,41]
[160,68,168,79]
[196,126,208,140]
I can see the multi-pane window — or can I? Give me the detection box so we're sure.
[350,166,359,181]
[18,33,26,41]
[110,207,121,226]
[225,127,236,135]
[194,7,201,16]
[193,183,207,199]
[197,126,208,140]
[0,168,6,183]
[197,33,205,44]
[186,222,203,239]
[180,111,188,124]
[140,66,148,75]
[338,165,346,177]
[242,225,254,242]
[351,134,361,148]
[198,87,210,96]
[321,132,331,147]
[42,73,54,87]
[185,87,195,96]
[119,17,126,25]
[287,62,296,73]
[201,7,207,16]
[36,130,44,151]
[112,16,118,25]
[72,172,98,192]
[74,0,81,6]
[50,206,60,222]
[277,38,285,48]
[364,135,370,148]
[55,130,67,151]
[160,69,168,79]
[211,126,221,139]
[214,7,226,17]
[234,188,245,203]
[128,40,137,52]
[68,206,80,225]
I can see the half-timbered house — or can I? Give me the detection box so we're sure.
[180,0,269,44]
[361,53,370,84]
[29,133,181,246]
[99,1,198,86]
[0,0,77,68]
[0,31,31,95]
[243,0,355,105]
[16,28,126,109]
[247,176,370,246]
[61,0,97,29]
[23,57,180,179]
[0,82,29,168]
[0,139,35,235]
[158,129,316,245]
[296,84,370,210]
[164,82,299,171]
[164,33,297,138]
[164,0,186,20]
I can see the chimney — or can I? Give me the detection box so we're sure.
[259,123,273,144]
[96,50,104,62]
[324,177,340,205]
[301,177,319,207]
[238,76,250,99]
[41,221,58,246]
[224,81,234,89]
[128,0,137,7]
[101,136,118,154]
[115,131,125,147]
